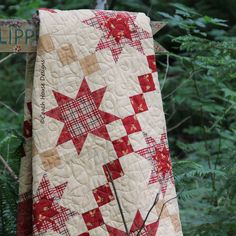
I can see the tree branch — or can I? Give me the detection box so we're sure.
[136,189,184,235]
[0,154,18,181]
[95,0,107,10]
[0,101,19,116]
[104,164,129,235]
[161,54,170,91]
[167,116,191,132]
[157,189,183,223]
[136,191,159,236]
[0,53,15,64]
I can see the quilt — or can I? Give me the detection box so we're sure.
[16,9,182,236]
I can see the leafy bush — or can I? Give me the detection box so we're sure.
[158,4,236,236]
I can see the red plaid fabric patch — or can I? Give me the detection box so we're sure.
[19,191,32,202]
[137,134,160,184]
[83,11,151,62]
[33,174,78,236]
[60,94,104,137]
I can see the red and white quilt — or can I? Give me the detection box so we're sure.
[17,9,182,236]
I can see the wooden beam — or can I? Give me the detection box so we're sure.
[0,19,167,53]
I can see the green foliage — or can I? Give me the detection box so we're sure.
[159,4,236,236]
[0,134,23,235]
[0,0,235,235]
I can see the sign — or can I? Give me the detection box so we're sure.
[0,19,38,52]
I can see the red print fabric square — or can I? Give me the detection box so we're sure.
[103,159,124,182]
[122,115,141,135]
[93,183,114,207]
[147,55,157,72]
[16,197,32,236]
[23,120,32,138]
[82,208,104,230]
[112,136,134,158]
[138,73,156,93]
[130,94,148,114]
[27,102,32,116]
[79,233,90,236]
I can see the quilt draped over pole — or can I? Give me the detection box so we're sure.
[17,9,181,236]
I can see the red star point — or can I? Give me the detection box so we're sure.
[106,210,159,236]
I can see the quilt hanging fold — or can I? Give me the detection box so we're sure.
[17,9,182,236]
